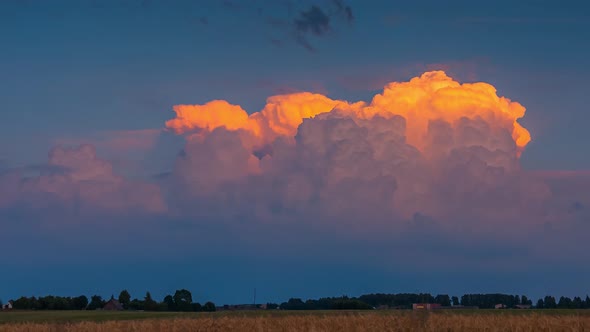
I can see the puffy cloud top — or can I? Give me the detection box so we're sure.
[166,71,530,157]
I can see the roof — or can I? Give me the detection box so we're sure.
[103,299,124,310]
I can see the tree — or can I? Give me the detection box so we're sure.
[144,292,158,311]
[118,290,131,310]
[331,299,372,310]
[12,297,30,310]
[585,296,590,309]
[87,295,105,310]
[544,296,557,309]
[191,302,202,312]
[536,299,544,309]
[572,297,583,309]
[266,303,279,310]
[451,296,460,306]
[173,289,193,312]
[72,295,89,310]
[129,298,145,311]
[280,298,306,310]
[558,296,572,309]
[163,295,175,311]
[202,301,216,312]
[521,295,532,305]
[434,295,451,307]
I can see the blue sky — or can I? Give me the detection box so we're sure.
[1,0,590,304]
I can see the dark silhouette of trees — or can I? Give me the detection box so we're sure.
[280,298,306,310]
[12,295,88,310]
[163,295,175,311]
[279,296,371,310]
[87,295,105,310]
[358,293,435,309]
[331,299,372,310]
[434,295,451,306]
[173,289,193,312]
[144,292,158,311]
[191,302,202,312]
[72,295,89,310]
[203,301,216,312]
[558,296,572,309]
[544,296,557,308]
[460,294,523,308]
[521,295,532,305]
[118,290,131,309]
[6,290,590,312]
[160,290,205,312]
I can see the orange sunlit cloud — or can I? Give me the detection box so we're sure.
[166,71,530,154]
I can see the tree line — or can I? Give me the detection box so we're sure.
[4,292,590,311]
[271,293,590,310]
[5,289,216,312]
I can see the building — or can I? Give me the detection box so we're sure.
[412,303,442,310]
[103,298,124,311]
[495,304,507,309]
[515,304,531,309]
[1,301,13,310]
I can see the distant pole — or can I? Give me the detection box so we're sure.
[254,288,257,307]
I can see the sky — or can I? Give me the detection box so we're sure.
[1,0,590,305]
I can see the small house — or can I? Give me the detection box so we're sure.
[103,298,124,311]
[412,303,441,310]
[515,304,531,309]
[494,304,507,309]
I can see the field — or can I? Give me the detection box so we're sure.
[1,310,590,331]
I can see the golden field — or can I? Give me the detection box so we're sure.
[2,311,590,332]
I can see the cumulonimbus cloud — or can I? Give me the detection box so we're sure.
[0,71,584,236]
[162,71,555,232]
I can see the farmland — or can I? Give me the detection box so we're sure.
[2,310,590,331]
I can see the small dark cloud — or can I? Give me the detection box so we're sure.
[295,5,330,36]
[211,1,352,52]
[344,6,353,21]
[288,1,354,52]
[331,0,354,22]
[264,1,354,52]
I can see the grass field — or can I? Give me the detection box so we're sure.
[1,310,590,331]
